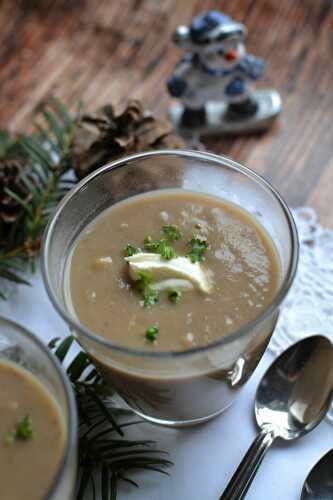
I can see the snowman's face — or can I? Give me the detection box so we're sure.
[198,36,245,70]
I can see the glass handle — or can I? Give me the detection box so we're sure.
[219,427,276,500]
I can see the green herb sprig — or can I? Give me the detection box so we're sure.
[145,326,159,343]
[162,225,181,241]
[4,415,33,445]
[144,237,176,260]
[124,244,140,257]
[187,236,209,263]
[168,289,181,304]
[49,336,172,500]
[133,270,159,308]
[15,415,33,440]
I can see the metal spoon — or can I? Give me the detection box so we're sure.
[301,449,333,500]
[220,335,333,500]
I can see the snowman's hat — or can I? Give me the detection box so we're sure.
[173,11,246,48]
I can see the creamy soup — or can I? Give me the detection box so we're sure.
[66,189,281,423]
[68,190,280,351]
[0,360,66,500]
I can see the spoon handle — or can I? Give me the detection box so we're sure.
[219,427,276,500]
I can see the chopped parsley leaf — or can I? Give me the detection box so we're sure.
[15,415,33,440]
[144,237,176,260]
[143,236,159,252]
[145,326,159,343]
[162,224,182,241]
[134,270,152,288]
[187,236,209,263]
[168,289,181,304]
[133,270,159,309]
[160,241,176,260]
[4,415,33,444]
[124,244,140,257]
[142,287,159,308]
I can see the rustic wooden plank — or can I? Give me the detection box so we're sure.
[1,0,333,226]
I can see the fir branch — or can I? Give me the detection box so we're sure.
[0,265,30,285]
[0,130,25,160]
[50,336,172,500]
[0,98,78,298]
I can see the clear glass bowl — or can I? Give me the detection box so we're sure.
[0,316,77,499]
[42,150,299,427]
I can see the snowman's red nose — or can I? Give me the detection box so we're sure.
[224,49,239,62]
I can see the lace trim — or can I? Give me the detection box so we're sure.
[269,207,333,422]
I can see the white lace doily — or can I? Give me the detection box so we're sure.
[269,207,333,421]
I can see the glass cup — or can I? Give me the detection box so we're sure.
[42,150,298,427]
[0,316,77,499]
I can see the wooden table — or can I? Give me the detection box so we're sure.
[1,0,333,226]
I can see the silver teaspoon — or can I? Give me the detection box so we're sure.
[220,335,333,500]
[301,449,333,500]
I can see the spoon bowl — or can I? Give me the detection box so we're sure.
[256,335,333,440]
[301,449,333,500]
[220,335,333,500]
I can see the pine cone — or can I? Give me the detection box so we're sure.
[0,159,30,249]
[70,100,185,179]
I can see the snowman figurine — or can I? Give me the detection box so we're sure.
[167,11,281,135]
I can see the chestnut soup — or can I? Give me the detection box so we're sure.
[68,190,280,351]
[0,360,66,500]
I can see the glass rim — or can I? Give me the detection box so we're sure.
[42,149,299,360]
[0,315,77,500]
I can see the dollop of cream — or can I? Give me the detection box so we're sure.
[125,252,211,293]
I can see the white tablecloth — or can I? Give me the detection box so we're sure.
[1,270,330,500]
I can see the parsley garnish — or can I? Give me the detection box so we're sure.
[159,241,176,260]
[124,244,140,257]
[124,227,208,311]
[168,289,181,304]
[144,236,160,252]
[162,225,182,241]
[133,270,159,309]
[142,287,159,308]
[187,236,209,263]
[134,270,151,288]
[4,415,33,445]
[144,237,176,260]
[145,326,159,343]
[15,415,33,440]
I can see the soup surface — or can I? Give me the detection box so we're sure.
[68,190,280,351]
[0,359,66,500]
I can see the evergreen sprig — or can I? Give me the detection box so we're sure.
[0,98,78,298]
[50,336,172,500]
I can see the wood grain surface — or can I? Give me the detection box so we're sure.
[1,0,333,225]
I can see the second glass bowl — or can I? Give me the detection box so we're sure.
[0,316,77,499]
